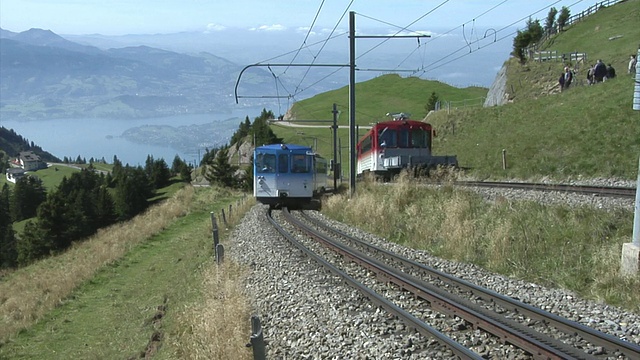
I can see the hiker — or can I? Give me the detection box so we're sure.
[593,59,607,83]
[606,64,616,80]
[559,66,573,91]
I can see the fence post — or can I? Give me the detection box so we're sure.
[249,315,266,360]
[221,208,227,227]
[502,149,507,170]
[229,204,233,220]
[216,244,225,264]
[211,212,219,256]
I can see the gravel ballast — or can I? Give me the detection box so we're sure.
[229,183,639,359]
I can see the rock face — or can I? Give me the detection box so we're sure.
[484,63,509,107]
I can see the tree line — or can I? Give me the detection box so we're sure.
[512,6,571,63]
[0,155,191,268]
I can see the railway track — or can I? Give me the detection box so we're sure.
[454,181,637,198]
[267,208,640,359]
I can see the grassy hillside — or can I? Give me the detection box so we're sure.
[276,0,640,181]
[288,74,487,125]
[505,0,639,102]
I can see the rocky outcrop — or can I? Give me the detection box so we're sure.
[484,63,509,107]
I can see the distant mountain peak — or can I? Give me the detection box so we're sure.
[15,28,66,44]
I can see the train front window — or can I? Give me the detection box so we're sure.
[399,129,409,148]
[379,128,397,147]
[411,128,430,148]
[257,153,276,173]
[278,154,289,173]
[291,154,309,173]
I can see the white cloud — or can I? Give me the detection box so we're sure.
[249,24,287,32]
[295,27,336,35]
[205,23,226,32]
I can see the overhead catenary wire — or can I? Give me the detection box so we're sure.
[291,0,356,96]
[241,0,587,108]
[415,0,583,76]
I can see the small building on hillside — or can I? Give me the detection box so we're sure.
[17,151,46,171]
[6,168,26,183]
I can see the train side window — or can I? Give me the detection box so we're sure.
[257,153,276,173]
[278,154,289,173]
[292,154,309,173]
[361,135,372,153]
[399,129,409,148]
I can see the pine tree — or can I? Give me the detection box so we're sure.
[204,147,238,188]
[251,109,282,146]
[113,166,153,220]
[545,7,558,36]
[0,184,17,268]
[557,7,570,32]
[425,92,439,114]
[10,176,47,222]
[171,155,192,182]
[150,158,171,189]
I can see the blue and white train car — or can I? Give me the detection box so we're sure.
[254,144,327,208]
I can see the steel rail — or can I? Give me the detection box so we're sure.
[299,211,640,359]
[454,181,636,198]
[267,208,483,360]
[288,210,591,360]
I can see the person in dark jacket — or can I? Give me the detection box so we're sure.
[593,59,607,82]
[606,64,616,79]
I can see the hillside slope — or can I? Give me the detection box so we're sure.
[428,0,640,180]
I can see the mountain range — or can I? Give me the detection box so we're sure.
[0,28,282,120]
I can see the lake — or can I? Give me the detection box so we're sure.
[2,107,265,166]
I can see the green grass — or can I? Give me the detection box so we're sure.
[3,216,205,358]
[0,165,80,190]
[288,74,487,126]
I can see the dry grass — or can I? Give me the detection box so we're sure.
[162,196,254,360]
[166,261,252,360]
[322,174,640,312]
[0,186,195,343]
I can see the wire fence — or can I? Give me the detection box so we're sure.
[433,97,486,113]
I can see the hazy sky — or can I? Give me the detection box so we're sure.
[1,0,591,36]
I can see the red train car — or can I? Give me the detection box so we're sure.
[356,113,457,179]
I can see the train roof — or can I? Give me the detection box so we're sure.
[255,143,312,152]
[372,119,432,128]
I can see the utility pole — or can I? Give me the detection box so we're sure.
[349,11,357,196]
[332,103,339,191]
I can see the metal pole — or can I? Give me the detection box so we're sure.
[349,11,357,196]
[633,156,640,246]
[332,103,338,191]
